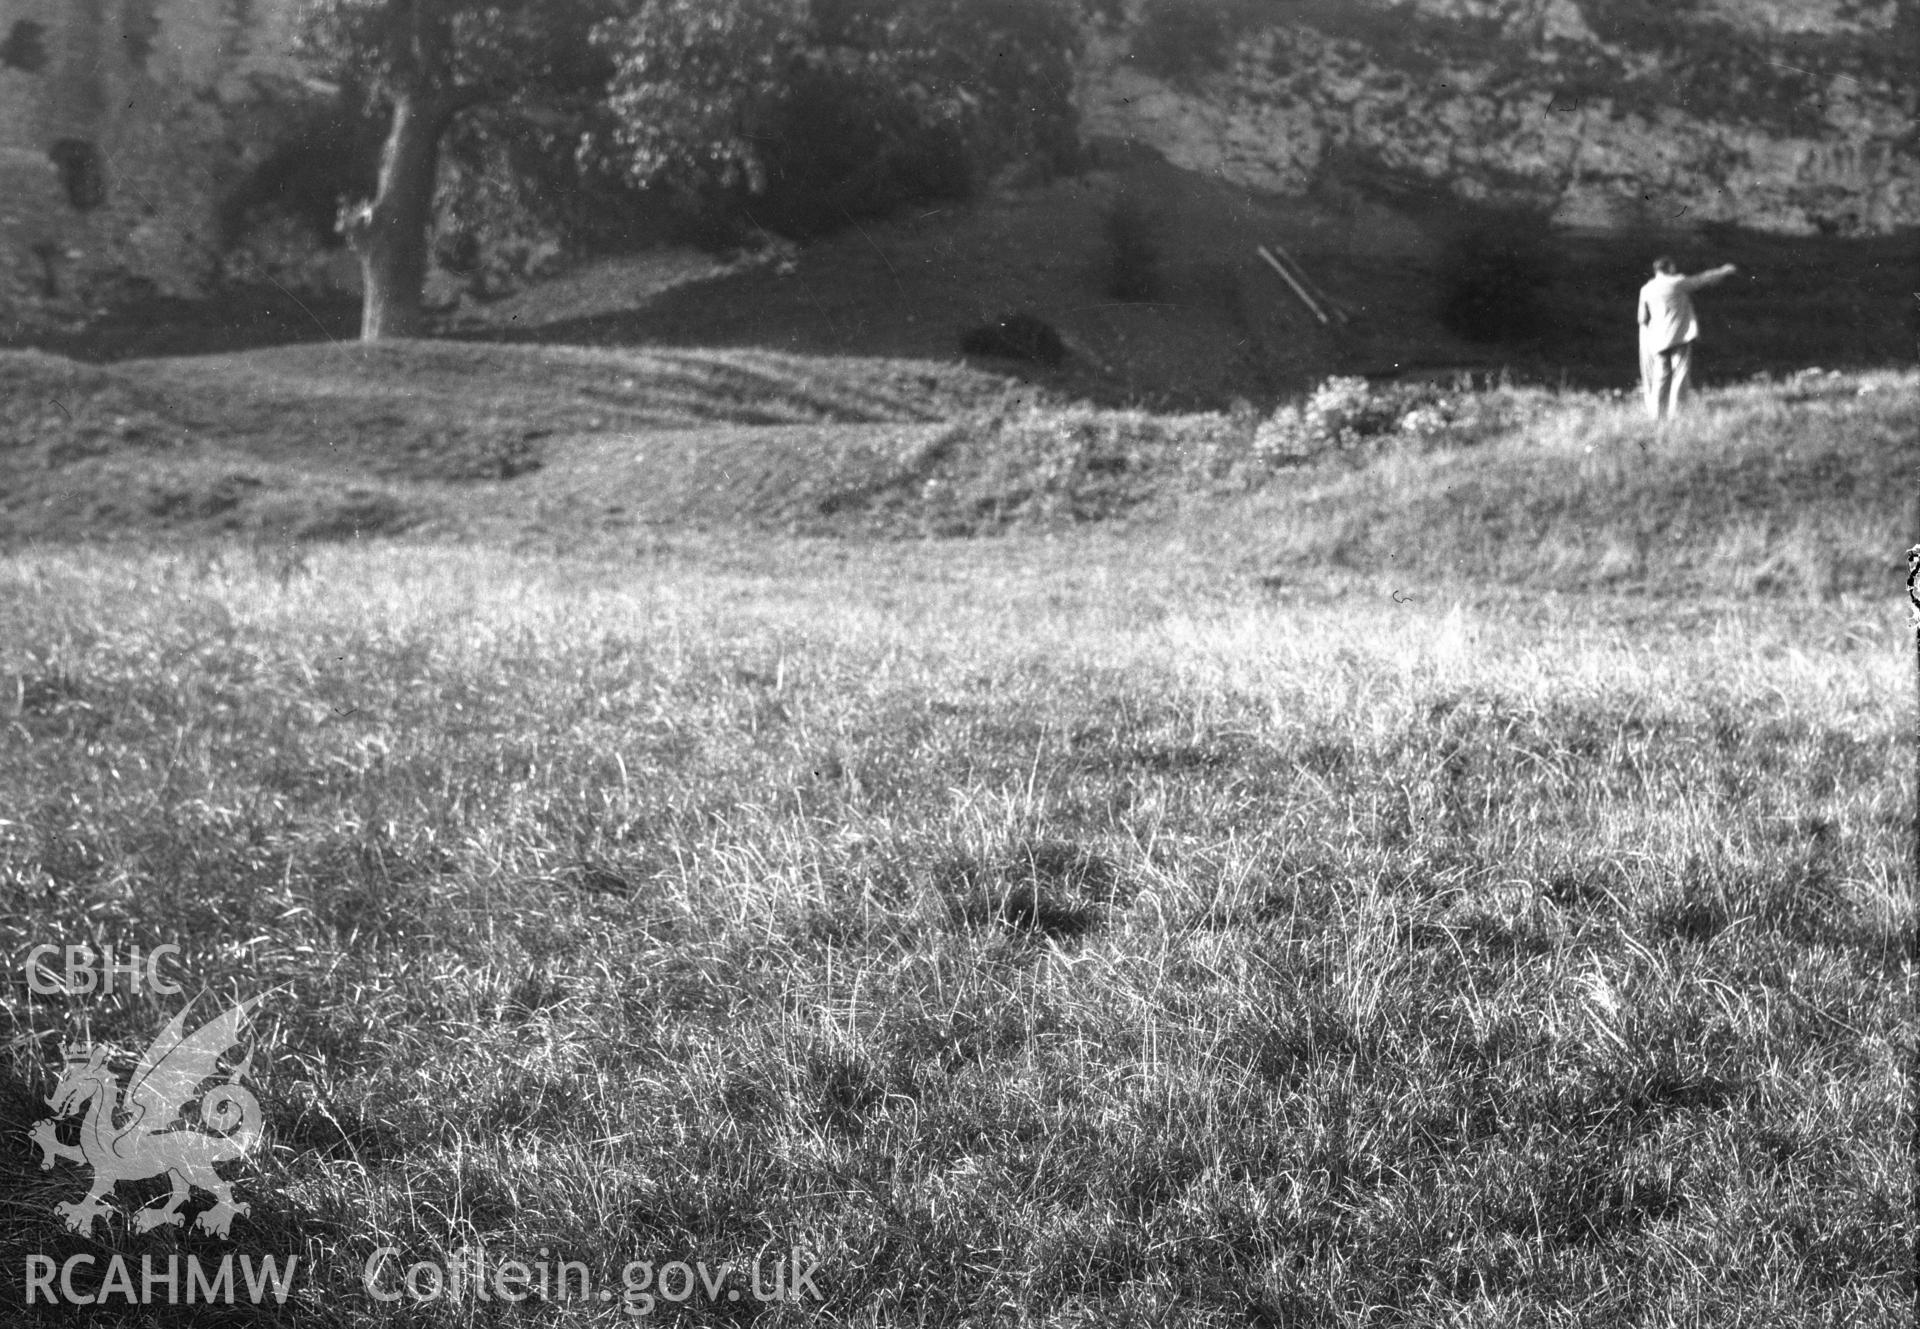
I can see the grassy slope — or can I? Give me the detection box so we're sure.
[0,349,1913,1325]
[4,342,1913,599]
[1221,371,1919,601]
[0,343,1036,543]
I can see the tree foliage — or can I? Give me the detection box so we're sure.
[296,0,617,112]
[593,0,1083,238]
[286,0,1086,336]
[293,0,625,336]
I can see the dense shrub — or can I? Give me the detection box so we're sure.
[1253,375,1553,464]
[727,60,974,239]
[598,0,1083,241]
[217,89,658,298]
[429,111,660,296]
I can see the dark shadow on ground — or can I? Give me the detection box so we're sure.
[453,222,1920,401]
[3,286,361,363]
[8,213,1914,409]
[1532,227,1919,387]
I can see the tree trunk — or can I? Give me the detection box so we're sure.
[347,91,454,341]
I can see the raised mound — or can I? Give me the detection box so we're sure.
[0,342,1037,544]
[6,342,1913,607]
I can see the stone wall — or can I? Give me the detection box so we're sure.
[0,0,317,331]
[1080,0,1918,235]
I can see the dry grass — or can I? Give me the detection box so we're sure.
[0,342,1037,545]
[0,355,1912,1325]
[1,551,1911,1325]
[1217,369,1917,601]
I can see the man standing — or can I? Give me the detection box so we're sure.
[1638,256,1738,420]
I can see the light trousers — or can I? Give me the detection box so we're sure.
[1640,340,1693,420]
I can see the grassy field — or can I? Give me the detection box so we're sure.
[0,349,1914,1325]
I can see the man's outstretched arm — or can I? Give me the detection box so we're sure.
[1681,263,1739,290]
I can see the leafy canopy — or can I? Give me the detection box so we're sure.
[295,0,620,108]
[593,0,1082,237]
[291,0,636,291]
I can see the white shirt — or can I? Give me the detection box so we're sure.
[1638,273,1705,354]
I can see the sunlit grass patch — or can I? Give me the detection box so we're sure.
[1223,369,1917,600]
[0,531,1908,1325]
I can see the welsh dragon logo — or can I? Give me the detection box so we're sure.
[31,997,263,1239]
